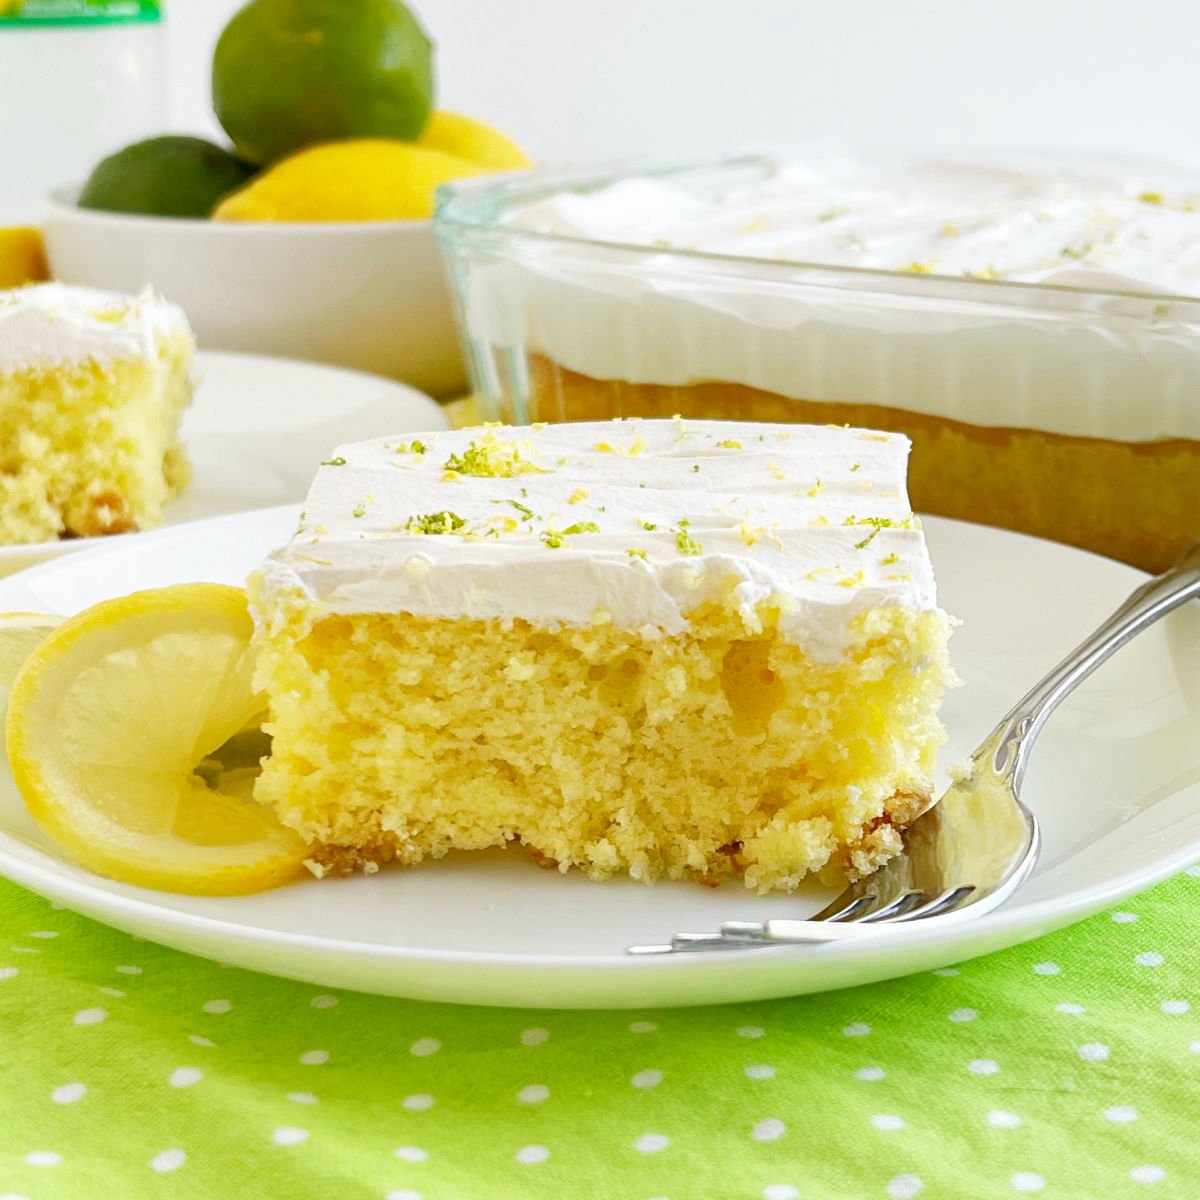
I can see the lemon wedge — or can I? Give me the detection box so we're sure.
[5,584,308,894]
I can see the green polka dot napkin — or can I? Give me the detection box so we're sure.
[1,867,1196,1200]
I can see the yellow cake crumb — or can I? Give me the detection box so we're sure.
[250,582,953,892]
[0,327,193,543]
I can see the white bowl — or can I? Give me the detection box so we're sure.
[42,188,467,398]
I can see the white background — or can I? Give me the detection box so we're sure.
[168,0,1200,168]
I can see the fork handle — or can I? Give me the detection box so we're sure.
[725,919,895,944]
[626,920,895,954]
[992,539,1200,787]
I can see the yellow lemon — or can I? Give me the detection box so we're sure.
[212,139,487,222]
[5,584,308,894]
[0,227,49,288]
[443,394,482,429]
[417,111,531,171]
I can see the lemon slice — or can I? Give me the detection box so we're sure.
[0,611,62,689]
[5,584,308,894]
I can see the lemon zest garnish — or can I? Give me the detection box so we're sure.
[540,521,600,549]
[403,511,467,535]
[674,520,703,557]
[844,514,914,550]
[443,431,551,478]
[592,435,646,456]
[88,305,134,324]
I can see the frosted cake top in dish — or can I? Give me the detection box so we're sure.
[506,161,1200,296]
[0,283,190,371]
[261,418,940,655]
[455,160,1200,442]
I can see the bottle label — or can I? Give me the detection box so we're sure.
[0,1,162,24]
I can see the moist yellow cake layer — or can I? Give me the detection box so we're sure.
[251,582,953,892]
[525,353,1197,574]
[0,332,192,543]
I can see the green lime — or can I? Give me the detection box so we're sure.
[212,0,435,166]
[78,136,256,219]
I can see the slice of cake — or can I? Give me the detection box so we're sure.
[250,418,955,891]
[0,283,194,543]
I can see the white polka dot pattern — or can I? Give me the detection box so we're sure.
[0,865,1196,1197]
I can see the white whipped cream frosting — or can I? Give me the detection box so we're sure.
[509,162,1200,294]
[260,419,940,656]
[459,160,1200,442]
[0,283,191,371]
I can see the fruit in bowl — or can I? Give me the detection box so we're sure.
[213,130,527,223]
[73,0,530,225]
[212,0,435,165]
[78,136,256,219]
[48,0,531,394]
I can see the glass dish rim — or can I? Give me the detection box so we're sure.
[434,152,1200,318]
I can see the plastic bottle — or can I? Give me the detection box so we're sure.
[0,1,167,224]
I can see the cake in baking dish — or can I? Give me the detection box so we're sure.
[250,418,955,892]
[450,159,1200,571]
[0,283,193,544]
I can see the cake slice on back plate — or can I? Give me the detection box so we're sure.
[250,418,955,892]
[0,283,193,543]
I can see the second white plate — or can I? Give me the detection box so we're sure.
[0,350,448,576]
[0,509,1196,1009]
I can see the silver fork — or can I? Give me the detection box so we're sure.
[629,539,1200,955]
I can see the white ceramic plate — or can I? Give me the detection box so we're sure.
[0,509,1196,1009]
[0,350,448,577]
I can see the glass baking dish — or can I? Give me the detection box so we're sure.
[434,155,1200,572]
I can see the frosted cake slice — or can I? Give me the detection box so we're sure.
[251,418,955,892]
[0,283,193,544]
